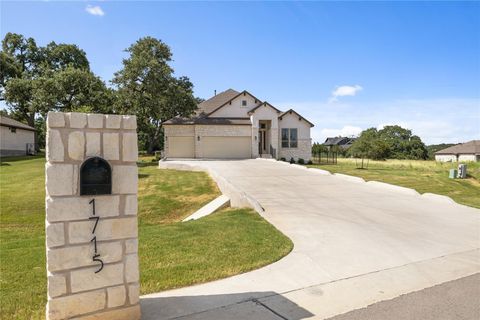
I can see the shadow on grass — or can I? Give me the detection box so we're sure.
[0,154,45,163]
[141,291,314,320]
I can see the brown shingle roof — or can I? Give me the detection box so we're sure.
[0,115,36,131]
[163,117,251,126]
[435,140,480,155]
[197,89,240,115]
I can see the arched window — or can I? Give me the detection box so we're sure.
[80,157,112,195]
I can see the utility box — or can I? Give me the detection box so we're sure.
[458,164,467,179]
[449,169,457,179]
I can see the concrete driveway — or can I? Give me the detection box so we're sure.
[142,159,480,320]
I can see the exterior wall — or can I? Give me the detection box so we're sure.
[459,154,478,162]
[0,125,35,156]
[435,154,457,162]
[278,112,312,161]
[209,93,259,118]
[195,125,251,158]
[45,112,140,320]
[164,125,195,158]
[250,104,280,158]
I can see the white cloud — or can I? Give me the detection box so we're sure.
[272,98,479,145]
[320,126,363,140]
[329,85,363,103]
[86,5,105,16]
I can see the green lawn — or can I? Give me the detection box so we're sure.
[309,158,480,209]
[0,156,292,320]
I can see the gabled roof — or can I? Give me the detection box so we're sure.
[248,101,281,114]
[206,90,263,116]
[435,140,480,155]
[0,115,36,132]
[278,109,315,127]
[163,117,251,126]
[197,89,240,115]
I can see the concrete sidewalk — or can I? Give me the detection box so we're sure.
[142,159,480,319]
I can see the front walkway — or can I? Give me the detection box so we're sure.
[141,159,480,320]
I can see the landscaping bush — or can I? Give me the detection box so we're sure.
[307,160,313,165]
[280,157,286,162]
[298,158,305,164]
[289,157,295,164]
[154,150,163,161]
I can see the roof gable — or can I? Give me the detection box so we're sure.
[278,109,314,127]
[206,90,263,116]
[435,140,480,155]
[248,101,281,114]
[0,115,36,131]
[197,89,240,115]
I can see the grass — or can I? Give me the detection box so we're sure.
[0,156,292,319]
[309,158,480,209]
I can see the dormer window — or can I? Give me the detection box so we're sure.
[242,100,247,107]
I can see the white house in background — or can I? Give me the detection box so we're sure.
[163,89,314,160]
[435,140,480,162]
[0,115,36,157]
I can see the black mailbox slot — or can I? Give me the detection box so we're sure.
[80,157,112,195]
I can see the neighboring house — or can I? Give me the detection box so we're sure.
[434,140,480,162]
[323,136,356,150]
[0,115,36,157]
[163,89,314,160]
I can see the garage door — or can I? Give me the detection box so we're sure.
[202,136,251,159]
[168,136,194,158]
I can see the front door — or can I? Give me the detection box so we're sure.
[259,130,267,154]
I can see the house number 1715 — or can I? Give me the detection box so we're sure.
[89,199,104,273]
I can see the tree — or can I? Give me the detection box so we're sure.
[377,125,428,159]
[112,37,197,153]
[1,33,112,148]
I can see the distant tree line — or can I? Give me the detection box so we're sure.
[0,33,198,153]
[314,125,429,166]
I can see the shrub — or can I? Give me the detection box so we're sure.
[298,158,305,164]
[280,157,286,162]
[154,150,163,161]
[307,160,313,165]
[289,157,295,164]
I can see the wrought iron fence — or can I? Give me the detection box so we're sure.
[311,151,337,164]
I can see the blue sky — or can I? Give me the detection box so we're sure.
[1,1,479,144]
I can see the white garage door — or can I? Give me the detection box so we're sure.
[168,136,195,158]
[202,136,251,159]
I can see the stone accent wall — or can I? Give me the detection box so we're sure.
[278,139,312,162]
[45,112,140,320]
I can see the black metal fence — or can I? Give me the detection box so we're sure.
[311,151,337,164]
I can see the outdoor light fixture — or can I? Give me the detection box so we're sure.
[197,136,200,141]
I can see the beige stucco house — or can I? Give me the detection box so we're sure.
[163,89,314,160]
[435,140,480,162]
[0,115,36,157]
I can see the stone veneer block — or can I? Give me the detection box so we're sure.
[47,242,123,272]
[125,238,138,254]
[46,222,65,248]
[124,195,137,215]
[69,112,87,129]
[122,132,138,162]
[68,131,85,161]
[106,114,121,129]
[87,114,104,128]
[47,289,106,320]
[107,285,126,308]
[112,165,138,194]
[47,112,65,128]
[103,133,119,160]
[125,254,139,283]
[128,283,140,304]
[68,217,138,244]
[70,305,141,320]
[70,263,124,293]
[46,163,75,196]
[46,195,120,222]
[47,129,64,162]
[48,274,67,298]
[86,132,101,157]
[122,115,137,129]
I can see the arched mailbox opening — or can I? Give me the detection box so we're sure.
[80,157,112,195]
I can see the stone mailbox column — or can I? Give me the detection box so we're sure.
[45,112,140,320]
